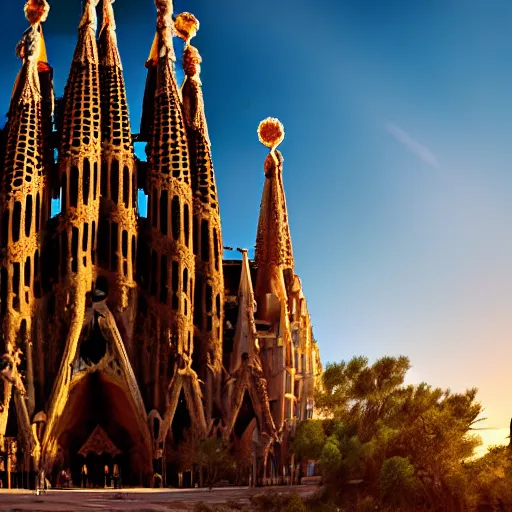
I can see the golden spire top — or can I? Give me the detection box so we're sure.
[258,118,285,152]
[154,0,175,61]
[175,12,199,46]
[79,0,100,32]
[101,0,116,32]
[24,0,50,26]
[15,1,50,68]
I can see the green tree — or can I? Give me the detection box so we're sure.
[314,355,485,509]
[380,456,418,508]
[290,420,326,461]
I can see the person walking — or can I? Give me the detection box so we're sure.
[81,463,88,488]
[112,463,120,489]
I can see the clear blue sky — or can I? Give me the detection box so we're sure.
[1,0,512,448]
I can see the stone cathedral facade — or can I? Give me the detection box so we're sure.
[0,0,321,488]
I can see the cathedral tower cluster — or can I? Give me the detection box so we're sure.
[0,0,321,488]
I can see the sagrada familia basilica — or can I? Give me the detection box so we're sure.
[0,0,321,488]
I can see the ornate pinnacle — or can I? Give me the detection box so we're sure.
[155,0,175,60]
[101,0,116,32]
[79,0,100,31]
[175,12,200,46]
[24,0,50,26]
[258,118,285,151]
[16,1,49,64]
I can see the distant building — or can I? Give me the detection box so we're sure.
[0,0,321,488]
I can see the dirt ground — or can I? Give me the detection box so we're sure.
[0,484,320,511]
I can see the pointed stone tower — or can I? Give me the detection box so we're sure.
[0,0,53,450]
[138,0,206,457]
[254,118,296,431]
[97,0,138,359]
[178,13,225,423]
[223,249,277,483]
[42,0,103,469]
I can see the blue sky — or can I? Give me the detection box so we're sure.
[1,0,512,448]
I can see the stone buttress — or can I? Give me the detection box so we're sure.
[0,1,53,459]
[137,0,206,458]
[179,15,224,424]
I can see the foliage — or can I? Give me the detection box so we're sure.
[310,354,499,509]
[290,419,326,461]
[379,456,418,507]
[194,437,234,490]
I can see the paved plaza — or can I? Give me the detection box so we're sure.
[0,484,319,511]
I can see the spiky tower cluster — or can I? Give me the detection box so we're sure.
[0,0,321,489]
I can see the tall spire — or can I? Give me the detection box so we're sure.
[97,0,138,357]
[179,12,224,423]
[254,119,294,319]
[137,0,206,443]
[42,0,102,469]
[0,0,52,446]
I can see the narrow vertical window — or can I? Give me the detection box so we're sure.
[213,227,219,270]
[184,203,190,248]
[35,193,40,232]
[83,158,90,205]
[101,162,108,197]
[110,159,119,203]
[70,166,78,208]
[193,216,198,255]
[93,162,98,200]
[82,223,89,252]
[160,191,168,235]
[123,165,129,207]
[122,230,128,258]
[91,221,96,264]
[25,195,33,238]
[12,202,21,242]
[201,220,209,262]
[71,227,79,272]
[24,256,31,289]
[171,196,180,240]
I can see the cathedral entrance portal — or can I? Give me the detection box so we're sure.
[77,425,122,488]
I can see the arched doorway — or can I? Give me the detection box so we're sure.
[77,425,122,488]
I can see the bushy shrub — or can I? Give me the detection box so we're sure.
[379,456,417,508]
